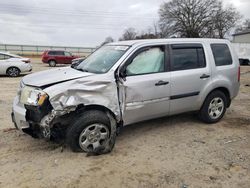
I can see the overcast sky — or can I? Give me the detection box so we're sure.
[0,0,249,47]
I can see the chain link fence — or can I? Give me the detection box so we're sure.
[0,44,96,57]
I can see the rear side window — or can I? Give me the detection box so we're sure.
[48,51,55,55]
[0,54,12,60]
[211,44,232,66]
[170,44,206,71]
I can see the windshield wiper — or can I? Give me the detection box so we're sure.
[79,69,89,72]
[71,65,89,72]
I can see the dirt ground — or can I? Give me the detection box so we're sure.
[0,58,250,188]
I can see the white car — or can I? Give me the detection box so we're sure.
[0,52,32,77]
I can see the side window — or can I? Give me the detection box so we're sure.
[171,44,206,71]
[4,55,12,60]
[57,51,64,56]
[48,51,55,55]
[126,47,164,76]
[0,54,11,60]
[0,54,5,60]
[64,52,72,56]
[211,44,232,66]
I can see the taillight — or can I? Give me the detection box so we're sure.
[238,66,240,82]
[22,59,30,63]
[42,51,47,57]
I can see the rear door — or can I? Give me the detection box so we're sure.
[120,45,171,125]
[169,43,211,115]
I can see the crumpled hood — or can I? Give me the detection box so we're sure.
[22,67,93,87]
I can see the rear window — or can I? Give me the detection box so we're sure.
[48,51,64,56]
[211,44,232,66]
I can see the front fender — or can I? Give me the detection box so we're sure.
[44,75,121,121]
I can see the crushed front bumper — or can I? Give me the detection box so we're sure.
[12,96,49,138]
[12,95,66,139]
[12,96,29,130]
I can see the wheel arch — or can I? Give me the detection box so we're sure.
[204,87,231,108]
[48,59,57,63]
[75,104,118,122]
[6,66,21,74]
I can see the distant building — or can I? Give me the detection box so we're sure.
[232,30,250,43]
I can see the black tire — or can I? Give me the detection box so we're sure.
[6,67,20,77]
[199,90,227,124]
[66,110,116,155]
[48,60,56,67]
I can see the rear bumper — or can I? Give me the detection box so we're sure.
[22,64,33,73]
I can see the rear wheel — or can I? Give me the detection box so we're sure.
[48,60,56,67]
[66,110,116,154]
[6,67,20,77]
[199,90,227,123]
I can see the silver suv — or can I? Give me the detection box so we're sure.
[12,39,240,154]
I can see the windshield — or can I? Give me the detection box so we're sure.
[76,45,129,73]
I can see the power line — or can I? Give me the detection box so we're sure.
[0,3,159,32]
[3,15,155,26]
[0,21,136,31]
[0,3,158,20]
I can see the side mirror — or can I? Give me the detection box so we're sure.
[120,69,127,78]
[118,68,127,81]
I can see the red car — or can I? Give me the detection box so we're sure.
[42,50,79,67]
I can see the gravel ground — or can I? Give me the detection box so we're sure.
[0,58,249,188]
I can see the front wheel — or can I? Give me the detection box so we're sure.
[66,110,116,155]
[199,90,227,123]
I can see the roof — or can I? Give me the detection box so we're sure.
[0,51,21,57]
[232,30,250,36]
[108,38,230,46]
[0,51,10,55]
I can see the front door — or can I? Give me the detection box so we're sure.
[64,51,74,64]
[0,54,11,74]
[120,46,171,125]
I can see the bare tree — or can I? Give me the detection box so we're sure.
[213,3,242,38]
[235,19,250,33]
[243,19,250,29]
[101,36,114,46]
[158,0,241,38]
[135,32,158,39]
[119,27,137,41]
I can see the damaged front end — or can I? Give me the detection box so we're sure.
[12,71,122,141]
[15,85,63,139]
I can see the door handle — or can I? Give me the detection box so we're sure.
[200,74,210,79]
[155,80,169,86]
